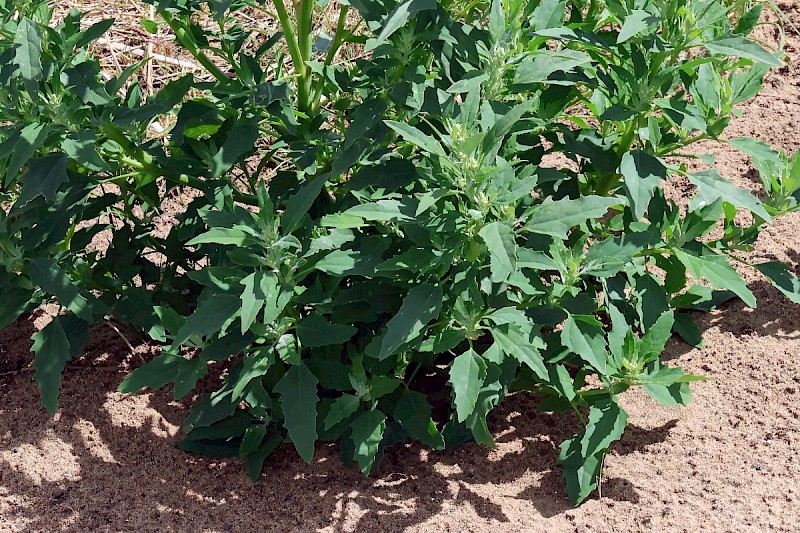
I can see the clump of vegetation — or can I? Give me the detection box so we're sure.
[1,0,797,505]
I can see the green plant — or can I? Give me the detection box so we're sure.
[3,0,799,506]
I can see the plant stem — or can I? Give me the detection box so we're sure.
[405,361,424,386]
[274,0,314,115]
[160,11,230,84]
[325,4,350,67]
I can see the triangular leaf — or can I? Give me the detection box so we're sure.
[275,364,319,462]
[350,409,387,474]
[449,349,487,423]
[378,284,443,359]
[558,399,628,505]
[479,221,518,282]
[32,317,71,415]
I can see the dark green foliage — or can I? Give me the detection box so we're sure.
[2,0,798,506]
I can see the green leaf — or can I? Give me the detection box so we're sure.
[240,271,278,334]
[525,196,619,239]
[617,10,660,43]
[642,382,691,407]
[118,352,206,400]
[447,73,489,94]
[274,333,300,365]
[561,315,608,374]
[200,331,255,363]
[514,50,590,85]
[639,311,675,360]
[282,174,329,231]
[706,33,782,67]
[32,317,71,415]
[275,364,319,462]
[378,284,443,359]
[641,364,696,406]
[350,409,386,474]
[754,262,800,304]
[61,63,113,105]
[231,348,274,399]
[394,389,444,449]
[492,324,548,380]
[384,120,447,157]
[671,285,736,311]
[344,199,414,223]
[28,258,104,322]
[369,0,437,50]
[5,123,49,185]
[558,399,628,505]
[673,312,703,348]
[14,18,43,83]
[297,313,357,347]
[239,423,268,458]
[0,284,32,330]
[488,0,505,40]
[63,131,111,172]
[172,294,241,346]
[635,273,670,329]
[183,389,237,432]
[314,249,382,276]
[72,19,115,47]
[675,249,756,308]
[730,62,769,103]
[584,231,656,277]
[735,4,763,35]
[482,100,534,155]
[687,169,771,221]
[118,353,187,393]
[246,432,282,481]
[368,375,400,400]
[210,122,259,178]
[324,393,361,430]
[187,228,258,247]
[619,151,666,220]
[18,154,69,205]
[548,364,576,401]
[449,349,487,423]
[531,0,567,31]
[479,221,518,282]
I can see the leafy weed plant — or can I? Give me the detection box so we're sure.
[1,0,799,505]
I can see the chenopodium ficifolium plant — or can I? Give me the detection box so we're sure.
[3,0,800,506]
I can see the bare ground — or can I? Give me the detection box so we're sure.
[2,2,800,532]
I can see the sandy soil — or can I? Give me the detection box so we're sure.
[2,4,800,532]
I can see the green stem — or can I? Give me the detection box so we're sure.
[575,382,629,397]
[274,0,314,114]
[298,0,315,114]
[325,5,351,67]
[405,361,424,386]
[569,402,588,426]
[657,133,710,157]
[161,11,230,84]
[596,116,646,196]
[60,222,77,252]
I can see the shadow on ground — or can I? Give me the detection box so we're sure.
[3,274,798,531]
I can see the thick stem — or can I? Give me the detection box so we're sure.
[274,0,314,115]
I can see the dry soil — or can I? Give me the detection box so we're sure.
[2,3,800,532]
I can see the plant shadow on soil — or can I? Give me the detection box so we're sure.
[5,277,798,531]
[660,278,800,366]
